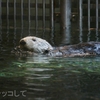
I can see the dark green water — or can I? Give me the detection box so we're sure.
[0,29,100,100]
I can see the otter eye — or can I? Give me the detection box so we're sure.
[32,39,36,41]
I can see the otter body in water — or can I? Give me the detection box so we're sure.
[12,36,100,57]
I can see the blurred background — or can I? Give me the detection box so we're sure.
[0,0,100,47]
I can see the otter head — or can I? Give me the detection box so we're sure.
[19,36,53,54]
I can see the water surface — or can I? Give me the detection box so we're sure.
[0,29,100,100]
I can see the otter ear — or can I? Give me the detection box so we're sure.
[32,38,36,41]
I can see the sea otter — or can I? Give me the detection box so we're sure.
[12,36,100,57]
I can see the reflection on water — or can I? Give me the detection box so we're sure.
[0,29,100,100]
[0,53,100,100]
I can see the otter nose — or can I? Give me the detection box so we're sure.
[20,40,26,45]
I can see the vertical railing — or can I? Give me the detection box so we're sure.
[96,0,99,41]
[42,0,46,37]
[0,0,2,43]
[96,0,98,31]
[35,0,38,34]
[79,0,83,42]
[60,0,71,44]
[87,0,90,41]
[0,0,2,30]
[78,0,99,41]
[21,0,23,37]
[7,0,9,42]
[88,0,90,31]
[28,0,30,35]
[13,0,16,46]
[1,0,55,33]
[50,0,54,42]
[42,0,46,31]
[7,0,9,30]
[14,0,16,29]
[50,0,54,29]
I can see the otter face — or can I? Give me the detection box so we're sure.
[19,36,53,53]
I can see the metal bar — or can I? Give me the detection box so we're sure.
[50,0,54,43]
[96,0,98,31]
[0,0,2,30]
[88,0,90,31]
[87,0,90,41]
[28,0,30,35]
[0,0,2,43]
[13,0,16,47]
[96,0,99,41]
[50,0,55,45]
[7,0,9,43]
[50,0,54,29]
[21,0,23,38]
[7,0,9,30]
[60,0,71,44]
[42,0,45,30]
[79,0,82,31]
[35,0,38,34]
[60,0,71,29]
[79,0,83,42]
[21,0,23,30]
[14,0,16,29]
